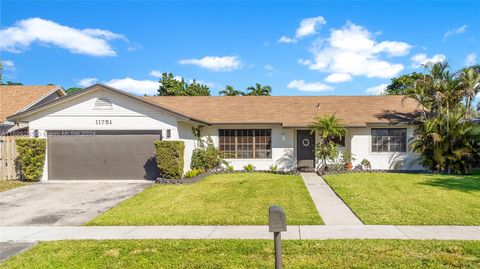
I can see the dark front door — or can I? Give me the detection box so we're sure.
[48,131,161,180]
[297,130,315,170]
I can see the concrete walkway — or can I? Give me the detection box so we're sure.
[301,173,363,225]
[2,225,480,242]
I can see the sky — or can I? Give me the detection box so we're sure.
[1,1,479,96]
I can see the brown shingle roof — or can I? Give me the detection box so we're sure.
[0,85,63,123]
[142,95,420,127]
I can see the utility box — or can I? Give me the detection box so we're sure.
[269,205,287,232]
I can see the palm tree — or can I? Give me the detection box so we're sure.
[309,114,347,168]
[245,83,272,96]
[458,67,480,118]
[219,85,244,96]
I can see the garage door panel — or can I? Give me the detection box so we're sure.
[48,132,161,180]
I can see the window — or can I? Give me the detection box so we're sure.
[94,97,113,110]
[219,129,272,159]
[371,128,407,152]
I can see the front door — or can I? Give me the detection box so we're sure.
[297,130,315,170]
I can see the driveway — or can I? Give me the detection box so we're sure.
[0,181,151,226]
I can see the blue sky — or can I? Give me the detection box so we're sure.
[1,1,479,96]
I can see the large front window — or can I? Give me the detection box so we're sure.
[219,129,272,159]
[371,128,407,152]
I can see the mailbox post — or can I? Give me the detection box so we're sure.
[269,205,287,269]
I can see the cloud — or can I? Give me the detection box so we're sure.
[78,77,99,87]
[411,53,446,68]
[366,83,388,95]
[1,60,15,70]
[277,36,297,44]
[301,22,410,79]
[264,64,280,76]
[287,80,333,92]
[105,77,158,95]
[465,53,477,67]
[296,16,326,38]
[149,70,163,78]
[444,25,467,40]
[179,56,242,71]
[0,18,127,57]
[324,73,352,83]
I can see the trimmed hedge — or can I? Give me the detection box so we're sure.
[154,140,185,179]
[15,138,46,182]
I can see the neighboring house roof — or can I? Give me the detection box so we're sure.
[143,95,420,127]
[0,85,65,123]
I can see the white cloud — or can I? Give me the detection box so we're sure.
[324,73,352,83]
[465,53,477,66]
[149,70,163,78]
[410,53,446,68]
[366,83,388,95]
[105,77,158,95]
[0,18,127,57]
[444,25,467,40]
[278,36,297,44]
[301,22,410,79]
[296,16,326,38]
[78,77,98,87]
[1,60,15,70]
[287,80,333,92]
[179,56,242,71]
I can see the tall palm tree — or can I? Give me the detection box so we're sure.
[245,83,272,96]
[219,85,244,96]
[458,67,480,118]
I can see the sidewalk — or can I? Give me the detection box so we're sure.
[300,173,363,225]
[2,225,480,242]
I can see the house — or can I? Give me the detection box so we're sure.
[7,84,423,181]
[0,85,65,135]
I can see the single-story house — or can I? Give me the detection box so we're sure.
[0,85,65,135]
[7,84,423,181]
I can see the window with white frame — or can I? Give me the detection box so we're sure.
[371,128,407,152]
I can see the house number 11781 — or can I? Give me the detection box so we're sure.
[96,119,112,125]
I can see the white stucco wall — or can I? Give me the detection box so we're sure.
[200,125,296,171]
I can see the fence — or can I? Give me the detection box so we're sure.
[0,136,19,180]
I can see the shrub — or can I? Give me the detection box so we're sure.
[184,168,204,178]
[225,164,234,173]
[361,159,371,170]
[269,164,278,172]
[154,140,184,179]
[191,136,224,171]
[15,138,46,182]
[243,164,254,172]
[190,148,204,170]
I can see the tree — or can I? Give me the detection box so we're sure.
[245,83,272,96]
[219,85,244,96]
[157,72,210,96]
[384,73,428,95]
[309,114,347,169]
[407,62,480,174]
[65,87,83,94]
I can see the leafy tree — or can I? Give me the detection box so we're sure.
[3,81,23,85]
[65,87,83,94]
[384,73,428,95]
[309,114,346,169]
[407,62,480,174]
[245,83,272,96]
[157,72,210,96]
[219,85,244,96]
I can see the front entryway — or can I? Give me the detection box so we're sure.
[297,130,315,170]
[48,130,161,180]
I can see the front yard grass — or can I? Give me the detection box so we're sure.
[2,239,479,268]
[0,180,27,192]
[88,173,322,225]
[324,173,480,225]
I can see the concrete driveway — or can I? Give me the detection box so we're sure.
[0,181,151,226]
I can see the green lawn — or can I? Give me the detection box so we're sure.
[88,173,322,225]
[0,180,27,192]
[2,239,479,268]
[324,173,480,225]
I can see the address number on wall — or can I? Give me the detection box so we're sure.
[95,119,113,125]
